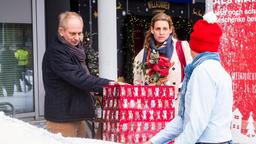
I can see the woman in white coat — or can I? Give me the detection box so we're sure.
[133,12,192,111]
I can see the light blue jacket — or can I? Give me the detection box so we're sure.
[150,60,233,144]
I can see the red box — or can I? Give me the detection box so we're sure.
[102,84,175,144]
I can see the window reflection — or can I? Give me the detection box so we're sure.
[0,23,34,114]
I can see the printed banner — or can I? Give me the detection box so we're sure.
[214,1,256,143]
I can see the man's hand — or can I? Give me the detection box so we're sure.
[108,81,130,85]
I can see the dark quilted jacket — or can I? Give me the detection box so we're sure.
[42,37,111,122]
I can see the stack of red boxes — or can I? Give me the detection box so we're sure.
[102,84,175,144]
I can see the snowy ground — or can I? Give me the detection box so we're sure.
[0,112,119,144]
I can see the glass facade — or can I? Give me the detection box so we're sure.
[0,23,34,113]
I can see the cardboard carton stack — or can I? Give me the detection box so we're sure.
[102,84,175,144]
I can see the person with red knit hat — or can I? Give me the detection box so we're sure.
[144,12,233,144]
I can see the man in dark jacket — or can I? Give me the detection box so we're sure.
[42,11,112,138]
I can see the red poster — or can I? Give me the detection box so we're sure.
[214,1,256,143]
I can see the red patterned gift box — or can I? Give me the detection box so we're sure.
[102,84,175,144]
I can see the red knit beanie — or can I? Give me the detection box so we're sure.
[189,12,222,53]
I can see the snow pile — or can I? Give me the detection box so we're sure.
[0,112,119,144]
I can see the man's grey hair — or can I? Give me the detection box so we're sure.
[58,11,83,29]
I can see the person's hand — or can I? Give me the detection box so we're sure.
[108,81,130,85]
[143,141,153,144]
[108,81,117,85]
[116,81,130,85]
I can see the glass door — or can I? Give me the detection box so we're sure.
[0,0,35,115]
[0,23,34,114]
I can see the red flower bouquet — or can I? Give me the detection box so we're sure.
[145,50,174,85]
